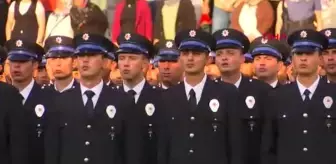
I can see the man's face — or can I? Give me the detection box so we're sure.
[322,49,336,76]
[292,51,320,76]
[9,60,37,82]
[35,68,50,85]
[158,59,183,85]
[77,54,105,79]
[215,48,244,74]
[47,57,74,80]
[253,55,281,79]
[179,50,208,75]
[118,53,147,81]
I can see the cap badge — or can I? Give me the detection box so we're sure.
[261,38,268,44]
[166,41,173,48]
[125,33,131,40]
[300,31,307,38]
[189,30,196,37]
[16,40,23,47]
[56,37,62,44]
[325,30,331,37]
[82,33,89,41]
[222,30,229,37]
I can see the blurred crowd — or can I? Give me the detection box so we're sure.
[0,0,335,86]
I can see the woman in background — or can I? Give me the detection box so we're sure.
[112,0,152,44]
[5,0,45,44]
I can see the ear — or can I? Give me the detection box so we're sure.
[72,58,78,69]
[33,61,39,70]
[240,53,245,64]
[319,55,324,67]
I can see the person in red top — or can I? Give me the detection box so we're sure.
[111,0,152,44]
[40,0,56,16]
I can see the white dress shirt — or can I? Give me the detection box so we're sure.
[270,80,278,88]
[20,79,35,105]
[80,80,104,108]
[184,75,207,104]
[54,78,75,93]
[296,76,320,100]
[123,78,146,103]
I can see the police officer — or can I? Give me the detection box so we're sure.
[5,39,54,164]
[320,28,336,83]
[261,29,336,164]
[44,33,142,164]
[103,45,116,87]
[250,36,290,88]
[0,46,28,164]
[156,40,183,89]
[44,36,79,92]
[158,29,244,164]
[213,28,271,164]
[35,56,50,85]
[116,32,161,164]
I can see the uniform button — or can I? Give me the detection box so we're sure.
[189,149,194,153]
[84,158,89,162]
[20,30,23,34]
[85,141,90,146]
[190,117,195,121]
[303,113,308,118]
[87,125,91,129]
[303,130,308,134]
[303,147,308,152]
[189,133,194,138]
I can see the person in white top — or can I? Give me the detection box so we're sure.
[6,0,45,44]
[44,0,74,44]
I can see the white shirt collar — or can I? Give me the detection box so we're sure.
[184,75,207,104]
[234,74,242,88]
[123,78,146,103]
[20,79,35,105]
[270,80,278,88]
[296,76,320,100]
[161,83,168,89]
[55,78,75,93]
[221,74,242,88]
[80,80,104,107]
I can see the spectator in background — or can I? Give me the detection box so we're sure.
[112,0,152,44]
[6,0,46,45]
[212,0,238,33]
[44,0,73,43]
[275,0,322,38]
[153,0,196,44]
[231,0,274,42]
[321,0,336,28]
[70,0,108,35]
[0,0,10,46]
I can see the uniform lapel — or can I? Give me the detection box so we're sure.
[137,82,151,105]
[176,82,190,112]
[195,77,212,112]
[238,76,249,91]
[24,82,40,109]
[94,85,109,112]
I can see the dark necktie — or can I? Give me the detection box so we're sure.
[188,89,197,111]
[84,90,95,116]
[127,89,136,103]
[303,89,311,103]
